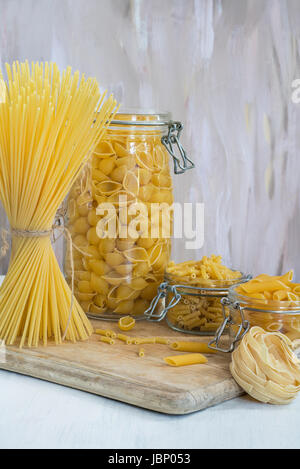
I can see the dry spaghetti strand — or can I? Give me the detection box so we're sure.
[0,61,118,347]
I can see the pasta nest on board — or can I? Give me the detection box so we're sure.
[230,326,300,405]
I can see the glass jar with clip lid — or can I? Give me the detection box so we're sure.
[144,268,251,335]
[209,286,300,352]
[64,109,194,319]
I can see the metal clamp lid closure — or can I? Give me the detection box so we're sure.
[144,281,182,322]
[161,121,195,174]
[208,297,250,353]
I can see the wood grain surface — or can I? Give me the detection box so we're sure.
[0,319,243,414]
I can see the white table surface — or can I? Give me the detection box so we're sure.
[0,368,299,449]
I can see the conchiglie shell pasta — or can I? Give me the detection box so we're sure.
[115,156,136,168]
[127,277,149,290]
[75,291,96,302]
[138,168,152,185]
[92,169,108,182]
[103,271,131,286]
[114,263,134,275]
[113,142,131,157]
[97,180,122,195]
[153,146,167,169]
[67,115,173,317]
[136,151,155,171]
[138,185,154,202]
[94,140,115,157]
[107,191,136,206]
[98,157,116,175]
[98,238,116,256]
[123,171,139,196]
[104,252,125,267]
[123,247,149,264]
[116,238,136,251]
[152,173,173,189]
[89,259,111,276]
[114,300,134,314]
[111,165,128,183]
[90,304,108,314]
[116,285,136,300]
[90,273,109,295]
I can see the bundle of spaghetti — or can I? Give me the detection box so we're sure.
[0,61,118,347]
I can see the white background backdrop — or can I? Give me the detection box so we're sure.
[0,0,300,277]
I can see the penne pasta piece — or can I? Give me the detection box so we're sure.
[155,337,171,345]
[164,353,208,367]
[134,337,156,345]
[241,279,291,294]
[171,341,217,354]
[95,328,111,337]
[100,336,115,345]
[117,333,132,344]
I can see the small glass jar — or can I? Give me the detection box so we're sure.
[64,110,194,319]
[209,286,300,352]
[144,271,251,335]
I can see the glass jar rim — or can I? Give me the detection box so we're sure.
[110,108,171,127]
[164,271,251,293]
[228,285,300,313]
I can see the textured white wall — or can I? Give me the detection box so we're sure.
[0,0,300,277]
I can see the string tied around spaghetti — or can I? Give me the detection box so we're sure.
[0,206,92,342]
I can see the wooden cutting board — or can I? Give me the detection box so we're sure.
[0,319,243,414]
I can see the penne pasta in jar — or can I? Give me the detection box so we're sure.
[65,110,194,319]
[210,271,300,352]
[144,255,251,335]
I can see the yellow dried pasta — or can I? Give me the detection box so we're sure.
[232,272,300,341]
[164,353,208,367]
[66,112,174,318]
[230,327,300,404]
[166,255,243,333]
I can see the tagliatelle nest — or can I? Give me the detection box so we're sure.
[230,326,300,405]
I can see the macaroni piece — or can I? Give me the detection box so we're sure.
[155,337,171,345]
[117,333,132,344]
[95,329,112,337]
[138,348,145,358]
[133,337,156,345]
[164,353,208,367]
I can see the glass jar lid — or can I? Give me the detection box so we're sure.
[110,109,172,126]
[109,108,195,175]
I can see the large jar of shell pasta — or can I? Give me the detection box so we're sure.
[64,110,194,319]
